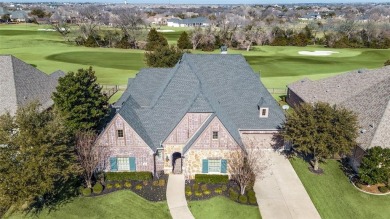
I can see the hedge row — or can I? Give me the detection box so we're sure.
[106,171,153,181]
[195,174,229,184]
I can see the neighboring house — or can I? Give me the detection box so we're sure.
[286,67,390,169]
[298,13,322,20]
[0,55,65,115]
[167,17,210,27]
[10,10,29,22]
[97,54,285,178]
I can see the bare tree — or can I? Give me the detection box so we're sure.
[75,131,108,188]
[229,142,268,195]
[112,8,146,48]
[51,11,71,41]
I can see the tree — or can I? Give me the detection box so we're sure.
[112,8,146,49]
[177,31,192,49]
[384,59,390,66]
[283,102,359,171]
[0,102,78,214]
[75,131,108,188]
[53,67,109,132]
[145,45,185,68]
[359,147,390,185]
[145,28,168,51]
[229,142,268,195]
[31,8,46,18]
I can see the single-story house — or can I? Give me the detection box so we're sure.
[97,54,285,178]
[286,67,390,169]
[0,55,65,115]
[167,17,210,27]
[10,10,29,22]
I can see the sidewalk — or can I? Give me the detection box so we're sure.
[254,151,321,219]
[166,174,195,219]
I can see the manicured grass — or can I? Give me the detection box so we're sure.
[2,24,390,89]
[6,190,171,219]
[188,196,261,219]
[290,158,390,219]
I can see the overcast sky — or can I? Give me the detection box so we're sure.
[5,0,390,3]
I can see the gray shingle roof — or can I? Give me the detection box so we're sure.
[0,55,64,115]
[117,54,285,151]
[167,17,209,25]
[288,67,390,150]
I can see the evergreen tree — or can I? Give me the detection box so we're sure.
[145,28,168,51]
[359,147,390,185]
[177,31,192,49]
[283,102,358,171]
[0,102,78,214]
[145,45,185,68]
[53,67,109,132]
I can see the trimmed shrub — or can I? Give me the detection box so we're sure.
[201,184,208,192]
[229,188,239,201]
[152,180,159,186]
[239,195,248,204]
[93,182,103,194]
[214,187,223,194]
[203,190,211,195]
[195,174,229,184]
[193,184,200,191]
[195,191,203,197]
[221,185,228,192]
[106,172,153,181]
[124,181,132,188]
[249,195,257,205]
[82,188,92,196]
[158,179,165,187]
[185,185,192,192]
[135,184,143,190]
[106,183,113,189]
[247,190,256,198]
[379,186,389,193]
[186,191,193,196]
[114,182,122,189]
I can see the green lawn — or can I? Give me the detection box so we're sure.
[188,196,261,219]
[2,24,390,89]
[290,158,390,219]
[5,190,171,219]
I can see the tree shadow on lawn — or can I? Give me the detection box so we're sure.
[26,176,82,215]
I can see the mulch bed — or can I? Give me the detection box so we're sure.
[88,174,168,201]
[185,180,257,206]
[308,166,324,175]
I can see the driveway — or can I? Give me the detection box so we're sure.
[254,151,321,219]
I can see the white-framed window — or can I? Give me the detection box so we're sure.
[117,129,124,138]
[118,157,130,171]
[208,159,221,173]
[259,107,269,118]
[212,131,219,140]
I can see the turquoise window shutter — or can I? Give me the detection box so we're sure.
[221,159,227,173]
[110,157,118,171]
[202,159,208,173]
[129,157,136,171]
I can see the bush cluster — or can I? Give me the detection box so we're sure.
[82,188,92,196]
[195,174,229,184]
[229,188,239,201]
[239,195,248,204]
[247,190,257,204]
[378,186,389,193]
[124,181,132,188]
[93,182,103,194]
[106,172,153,181]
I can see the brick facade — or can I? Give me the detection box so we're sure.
[98,114,163,173]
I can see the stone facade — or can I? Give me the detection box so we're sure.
[182,116,241,178]
[98,114,164,173]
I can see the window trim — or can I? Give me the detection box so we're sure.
[212,131,219,140]
[117,129,124,138]
[259,107,269,118]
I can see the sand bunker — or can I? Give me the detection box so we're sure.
[37,29,56,31]
[298,51,339,56]
[157,30,175,32]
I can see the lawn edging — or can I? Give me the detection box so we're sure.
[351,181,390,196]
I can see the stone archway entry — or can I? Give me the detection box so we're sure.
[172,152,182,174]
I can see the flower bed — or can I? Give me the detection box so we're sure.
[185,180,257,206]
[83,174,168,201]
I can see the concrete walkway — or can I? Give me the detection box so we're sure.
[166,174,194,219]
[254,151,321,219]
